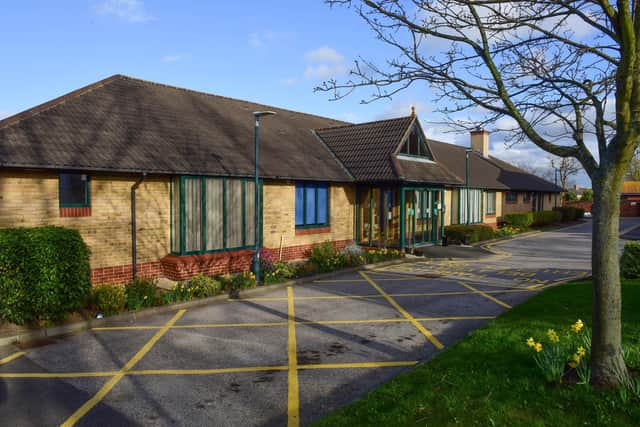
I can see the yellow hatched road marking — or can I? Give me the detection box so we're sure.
[130,366,289,376]
[287,287,299,427]
[0,351,25,365]
[60,309,186,427]
[360,271,444,350]
[458,282,512,309]
[0,371,118,378]
[300,361,418,370]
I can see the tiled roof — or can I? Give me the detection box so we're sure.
[316,116,462,184]
[0,75,352,181]
[623,181,640,194]
[429,140,562,192]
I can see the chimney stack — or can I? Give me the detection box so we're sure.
[470,128,490,158]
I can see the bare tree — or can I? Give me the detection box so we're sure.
[320,0,640,386]
[514,160,554,182]
[550,156,581,190]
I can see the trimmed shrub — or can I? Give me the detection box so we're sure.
[188,274,222,298]
[504,212,534,227]
[621,242,640,279]
[0,226,91,325]
[532,210,562,227]
[444,224,495,244]
[553,206,586,221]
[125,277,157,311]
[92,284,126,316]
[309,241,345,273]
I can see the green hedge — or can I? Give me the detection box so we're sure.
[503,212,534,227]
[532,210,562,226]
[0,226,91,325]
[553,206,586,221]
[445,224,495,244]
[621,242,640,279]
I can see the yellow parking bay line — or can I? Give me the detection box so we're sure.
[458,282,512,309]
[287,287,300,427]
[61,309,186,427]
[129,366,289,376]
[301,361,418,370]
[360,271,444,350]
[0,371,118,379]
[0,351,25,366]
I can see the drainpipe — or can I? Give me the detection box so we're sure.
[131,172,147,280]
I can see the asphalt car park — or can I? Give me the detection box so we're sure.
[0,255,589,427]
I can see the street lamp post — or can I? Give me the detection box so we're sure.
[554,168,559,208]
[253,111,276,284]
[465,148,472,225]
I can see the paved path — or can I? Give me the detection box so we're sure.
[1,219,639,426]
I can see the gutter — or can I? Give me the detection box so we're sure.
[131,172,147,280]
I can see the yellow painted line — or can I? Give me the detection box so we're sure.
[0,351,25,365]
[229,297,286,302]
[91,325,162,331]
[458,282,512,309]
[312,279,367,283]
[0,371,117,378]
[174,322,288,329]
[360,271,444,350]
[129,366,289,376]
[287,287,299,427]
[61,309,186,427]
[300,361,418,370]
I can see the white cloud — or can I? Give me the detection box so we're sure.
[302,46,348,80]
[304,63,349,80]
[376,100,431,120]
[248,31,294,49]
[94,0,154,23]
[281,77,298,87]
[162,54,189,63]
[304,46,344,63]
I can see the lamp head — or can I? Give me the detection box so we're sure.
[254,111,277,118]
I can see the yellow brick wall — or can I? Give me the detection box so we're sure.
[444,188,452,226]
[262,181,355,250]
[501,192,532,215]
[0,171,170,269]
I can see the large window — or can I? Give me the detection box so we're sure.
[295,182,329,227]
[59,173,90,207]
[486,191,496,215]
[459,188,483,224]
[171,177,258,255]
[398,126,432,159]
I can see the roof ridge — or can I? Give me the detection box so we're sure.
[116,74,351,126]
[0,74,125,130]
[315,115,413,132]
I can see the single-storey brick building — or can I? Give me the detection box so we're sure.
[0,75,561,284]
[621,181,640,217]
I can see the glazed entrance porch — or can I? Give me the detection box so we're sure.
[356,186,445,250]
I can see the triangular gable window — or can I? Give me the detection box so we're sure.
[399,126,433,159]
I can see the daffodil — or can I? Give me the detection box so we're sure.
[526,337,535,347]
[577,346,586,357]
[547,329,559,343]
[534,342,543,353]
[571,319,584,333]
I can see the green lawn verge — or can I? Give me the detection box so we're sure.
[314,280,640,427]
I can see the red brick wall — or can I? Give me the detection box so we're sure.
[621,200,640,217]
[92,239,354,284]
[564,201,593,212]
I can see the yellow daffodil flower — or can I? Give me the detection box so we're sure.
[526,337,535,347]
[546,329,559,343]
[577,346,586,357]
[534,342,543,353]
[571,319,584,333]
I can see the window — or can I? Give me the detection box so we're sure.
[295,182,329,227]
[523,192,531,202]
[171,177,257,255]
[59,173,90,207]
[459,188,483,224]
[506,191,518,203]
[486,191,496,215]
[399,126,432,159]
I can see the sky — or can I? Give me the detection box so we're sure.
[0,0,590,187]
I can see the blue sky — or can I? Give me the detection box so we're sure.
[0,0,589,186]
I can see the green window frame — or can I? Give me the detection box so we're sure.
[295,182,329,228]
[170,176,261,255]
[398,125,433,160]
[458,188,483,224]
[486,191,496,215]
[59,173,90,208]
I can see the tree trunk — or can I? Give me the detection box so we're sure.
[590,177,628,387]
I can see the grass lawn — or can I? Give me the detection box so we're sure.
[314,279,640,427]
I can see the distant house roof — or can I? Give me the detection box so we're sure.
[429,140,562,192]
[0,75,352,181]
[315,116,462,185]
[623,181,640,195]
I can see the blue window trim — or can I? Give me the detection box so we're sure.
[295,182,330,229]
[59,173,90,208]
